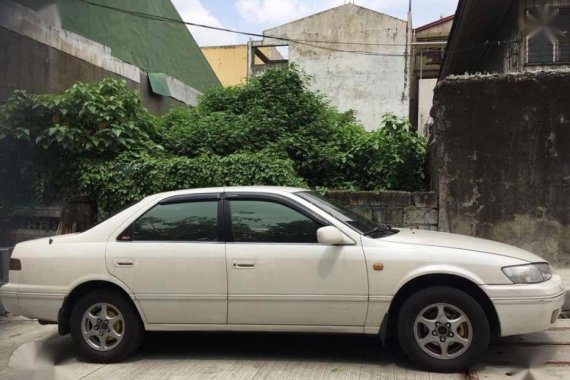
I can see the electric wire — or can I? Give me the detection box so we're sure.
[71,0,515,57]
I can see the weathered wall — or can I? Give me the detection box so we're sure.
[1,191,439,247]
[2,200,93,247]
[417,78,438,137]
[328,191,439,230]
[0,0,206,113]
[0,27,184,115]
[431,71,570,265]
[264,4,409,131]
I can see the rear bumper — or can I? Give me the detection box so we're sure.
[0,282,64,322]
[0,283,21,316]
[483,274,566,337]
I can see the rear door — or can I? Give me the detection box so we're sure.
[106,193,227,324]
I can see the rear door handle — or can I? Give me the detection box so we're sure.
[114,258,134,267]
[232,260,255,269]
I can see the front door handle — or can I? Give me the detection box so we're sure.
[232,260,255,269]
[114,258,134,267]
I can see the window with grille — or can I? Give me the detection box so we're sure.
[526,6,570,64]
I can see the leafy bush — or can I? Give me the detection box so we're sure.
[161,66,426,191]
[0,79,158,208]
[79,151,304,214]
[0,67,427,218]
[352,114,427,191]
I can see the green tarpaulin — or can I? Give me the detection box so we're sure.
[148,73,171,97]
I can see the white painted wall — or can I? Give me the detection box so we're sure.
[264,4,409,131]
[418,78,438,137]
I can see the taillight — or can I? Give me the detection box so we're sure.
[9,258,21,271]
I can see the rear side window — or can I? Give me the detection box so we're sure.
[133,201,219,242]
[229,200,321,243]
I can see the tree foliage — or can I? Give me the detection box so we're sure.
[79,151,304,215]
[0,67,426,217]
[0,79,158,217]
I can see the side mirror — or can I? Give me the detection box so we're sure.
[317,226,353,246]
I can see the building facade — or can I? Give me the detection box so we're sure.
[441,0,570,77]
[410,15,453,135]
[202,44,285,87]
[0,0,221,113]
[254,4,412,131]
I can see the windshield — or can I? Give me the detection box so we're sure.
[296,191,385,235]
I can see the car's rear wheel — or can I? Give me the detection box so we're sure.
[70,290,143,362]
[397,286,490,372]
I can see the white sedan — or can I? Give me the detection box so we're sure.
[0,187,566,372]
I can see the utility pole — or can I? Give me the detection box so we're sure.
[403,0,413,103]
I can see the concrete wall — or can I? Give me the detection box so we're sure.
[264,4,409,131]
[0,0,199,113]
[417,78,437,137]
[0,27,183,114]
[431,71,570,265]
[2,201,95,248]
[1,191,439,247]
[327,191,439,230]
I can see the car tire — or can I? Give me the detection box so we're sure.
[397,286,490,372]
[70,289,143,363]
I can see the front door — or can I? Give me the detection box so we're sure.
[225,193,368,326]
[106,194,227,324]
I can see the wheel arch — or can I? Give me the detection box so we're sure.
[58,280,146,335]
[383,274,501,343]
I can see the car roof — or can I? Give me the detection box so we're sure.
[150,186,309,199]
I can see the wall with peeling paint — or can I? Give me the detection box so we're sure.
[327,191,439,230]
[264,4,409,131]
[431,71,570,265]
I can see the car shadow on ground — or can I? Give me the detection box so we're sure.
[12,329,421,371]
[29,328,551,371]
[134,331,409,366]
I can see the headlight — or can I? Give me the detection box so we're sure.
[502,263,552,284]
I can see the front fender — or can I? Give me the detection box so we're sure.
[395,264,486,291]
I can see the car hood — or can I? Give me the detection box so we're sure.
[379,228,546,263]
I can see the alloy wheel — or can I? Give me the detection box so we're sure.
[81,302,125,351]
[413,303,473,360]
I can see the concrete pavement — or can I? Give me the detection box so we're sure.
[1,316,570,380]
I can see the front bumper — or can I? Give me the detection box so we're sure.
[483,274,566,337]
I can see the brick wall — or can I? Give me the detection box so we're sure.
[326,191,439,230]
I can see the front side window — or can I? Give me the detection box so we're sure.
[295,191,378,234]
[229,200,321,243]
[133,201,219,242]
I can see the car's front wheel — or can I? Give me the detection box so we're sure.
[70,290,143,362]
[397,286,490,372]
